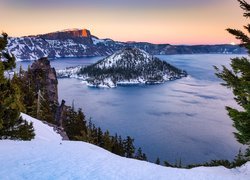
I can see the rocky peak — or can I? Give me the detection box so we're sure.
[30,57,58,105]
[30,57,51,70]
[39,29,92,40]
[81,29,91,37]
[61,29,91,38]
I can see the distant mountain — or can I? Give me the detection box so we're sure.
[7,29,246,61]
[57,48,187,88]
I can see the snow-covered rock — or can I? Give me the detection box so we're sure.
[0,113,249,179]
[56,65,84,78]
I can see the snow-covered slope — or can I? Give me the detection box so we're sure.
[94,48,152,69]
[7,29,115,61]
[21,113,62,142]
[0,113,249,180]
[8,36,93,61]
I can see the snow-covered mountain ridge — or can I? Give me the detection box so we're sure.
[57,48,187,88]
[0,113,249,180]
[7,29,246,61]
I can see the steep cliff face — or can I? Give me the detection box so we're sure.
[29,57,58,105]
[39,29,93,44]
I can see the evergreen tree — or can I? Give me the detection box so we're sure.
[123,136,135,158]
[135,147,147,161]
[178,158,182,168]
[0,33,34,140]
[18,65,37,117]
[142,153,147,161]
[164,160,173,167]
[118,135,125,156]
[97,127,104,147]
[155,157,160,165]
[135,147,143,160]
[103,130,112,151]
[232,149,247,167]
[63,107,88,140]
[215,0,250,156]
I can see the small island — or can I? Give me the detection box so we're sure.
[57,48,187,88]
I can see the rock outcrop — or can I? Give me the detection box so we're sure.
[41,29,91,38]
[55,100,66,128]
[29,57,58,105]
[39,29,93,44]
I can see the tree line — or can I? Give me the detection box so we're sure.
[0,33,34,140]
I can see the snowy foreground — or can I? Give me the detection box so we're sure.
[0,113,249,180]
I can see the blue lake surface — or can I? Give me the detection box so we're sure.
[17,54,246,165]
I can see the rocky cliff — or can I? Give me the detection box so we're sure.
[40,29,91,39]
[7,29,246,61]
[26,58,69,127]
[29,57,58,105]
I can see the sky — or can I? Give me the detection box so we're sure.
[0,0,247,44]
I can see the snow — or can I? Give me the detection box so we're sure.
[21,113,62,142]
[87,78,116,88]
[92,37,113,45]
[56,66,85,79]
[95,48,153,69]
[92,37,106,45]
[0,114,249,179]
[7,36,89,61]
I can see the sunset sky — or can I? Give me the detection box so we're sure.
[0,0,247,44]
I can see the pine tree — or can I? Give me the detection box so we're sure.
[19,65,37,117]
[142,153,147,161]
[135,147,143,160]
[118,135,125,156]
[155,157,160,165]
[215,0,250,156]
[178,158,182,168]
[215,0,250,155]
[103,130,112,151]
[232,149,247,167]
[123,136,135,158]
[97,127,104,147]
[164,160,173,167]
[0,33,34,140]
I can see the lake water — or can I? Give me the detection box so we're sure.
[17,54,245,165]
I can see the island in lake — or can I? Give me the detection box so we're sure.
[57,48,187,88]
